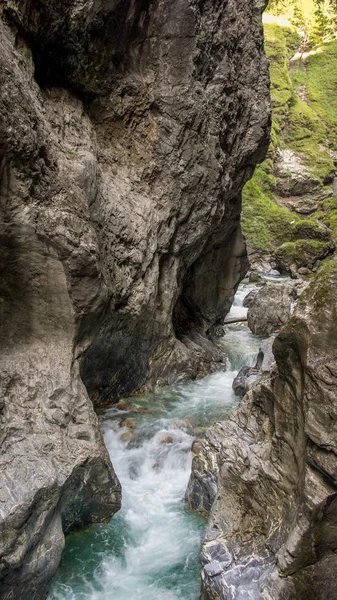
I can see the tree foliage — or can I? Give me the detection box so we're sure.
[266,0,337,46]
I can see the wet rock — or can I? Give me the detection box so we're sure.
[129,404,150,414]
[232,336,276,397]
[121,417,137,430]
[232,365,259,397]
[159,434,174,444]
[120,430,133,443]
[194,426,208,438]
[204,561,225,577]
[257,335,276,373]
[242,289,258,308]
[172,418,194,435]
[188,262,337,599]
[248,271,264,283]
[192,440,204,455]
[116,399,131,411]
[247,282,296,335]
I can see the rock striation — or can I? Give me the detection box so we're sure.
[0,0,270,597]
[188,261,337,600]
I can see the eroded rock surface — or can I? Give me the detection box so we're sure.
[188,261,337,600]
[0,35,122,600]
[1,0,271,402]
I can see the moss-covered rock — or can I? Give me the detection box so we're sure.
[312,196,337,243]
[274,239,333,271]
[291,219,332,241]
[242,166,299,253]
[299,259,337,308]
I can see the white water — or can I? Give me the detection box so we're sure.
[49,282,262,600]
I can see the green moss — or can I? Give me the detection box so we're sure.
[305,41,337,130]
[263,21,301,140]
[242,163,299,251]
[310,196,337,242]
[242,8,337,262]
[291,219,331,241]
[274,239,332,269]
[284,98,334,182]
[265,22,296,115]
[302,259,337,307]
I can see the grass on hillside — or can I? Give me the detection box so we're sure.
[242,7,337,265]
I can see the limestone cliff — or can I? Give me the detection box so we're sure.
[188,260,337,599]
[0,0,270,597]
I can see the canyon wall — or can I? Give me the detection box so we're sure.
[188,261,337,600]
[0,0,270,597]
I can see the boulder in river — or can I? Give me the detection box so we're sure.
[232,365,259,397]
[242,288,259,308]
[121,417,137,430]
[247,282,296,336]
[232,336,276,397]
[120,430,133,443]
[159,434,174,444]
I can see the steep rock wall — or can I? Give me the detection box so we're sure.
[0,0,270,597]
[0,19,122,600]
[2,0,271,403]
[188,261,337,599]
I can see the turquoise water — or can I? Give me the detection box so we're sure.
[48,284,261,600]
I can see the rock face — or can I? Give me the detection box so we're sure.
[0,0,270,597]
[187,261,337,600]
[247,282,295,336]
[1,0,271,404]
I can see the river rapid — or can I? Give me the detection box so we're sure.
[49,282,263,600]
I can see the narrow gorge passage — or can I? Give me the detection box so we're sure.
[48,283,263,600]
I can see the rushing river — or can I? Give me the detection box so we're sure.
[49,282,263,600]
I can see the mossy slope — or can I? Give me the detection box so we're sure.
[242,0,337,271]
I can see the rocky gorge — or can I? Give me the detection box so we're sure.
[0,0,271,598]
[1,0,337,599]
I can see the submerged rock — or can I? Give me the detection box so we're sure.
[121,417,137,430]
[159,434,174,444]
[120,430,133,443]
[188,261,337,600]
